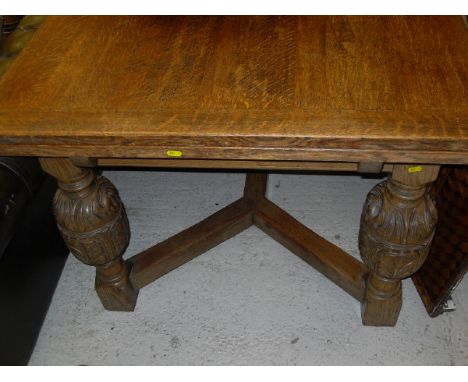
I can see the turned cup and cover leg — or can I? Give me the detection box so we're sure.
[359,165,439,326]
[39,158,138,311]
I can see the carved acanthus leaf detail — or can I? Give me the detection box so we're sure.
[53,176,130,266]
[359,180,437,280]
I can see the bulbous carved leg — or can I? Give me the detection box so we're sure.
[359,165,439,326]
[39,158,138,311]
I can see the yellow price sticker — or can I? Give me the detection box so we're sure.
[408,166,423,173]
[166,150,183,158]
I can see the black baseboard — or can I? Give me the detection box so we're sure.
[0,175,69,365]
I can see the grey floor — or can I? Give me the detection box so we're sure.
[29,170,468,365]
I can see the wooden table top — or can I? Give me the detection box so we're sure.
[0,16,467,163]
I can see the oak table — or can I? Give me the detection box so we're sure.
[0,16,466,326]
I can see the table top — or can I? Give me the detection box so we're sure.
[0,16,467,163]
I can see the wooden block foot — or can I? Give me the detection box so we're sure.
[96,259,138,311]
[361,273,402,326]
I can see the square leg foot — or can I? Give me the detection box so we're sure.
[96,277,139,312]
[95,261,139,312]
[360,275,402,326]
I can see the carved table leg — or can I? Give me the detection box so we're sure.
[359,164,439,326]
[39,158,138,311]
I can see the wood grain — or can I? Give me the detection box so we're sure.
[0,16,466,163]
[391,164,440,186]
[98,158,394,172]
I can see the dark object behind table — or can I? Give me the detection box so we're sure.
[412,166,468,317]
[0,159,69,365]
[0,16,23,39]
[0,157,43,256]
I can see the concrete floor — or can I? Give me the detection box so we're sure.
[29,170,468,365]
